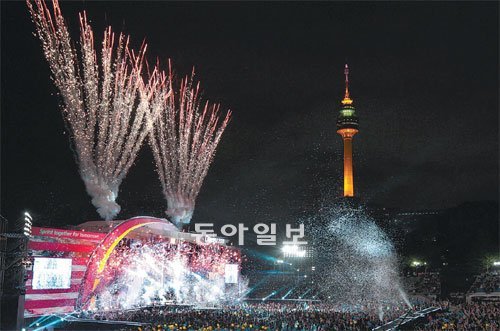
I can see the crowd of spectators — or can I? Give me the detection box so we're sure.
[78,301,423,331]
[68,301,500,331]
[416,301,500,330]
[72,297,500,330]
[405,272,441,298]
[468,271,500,294]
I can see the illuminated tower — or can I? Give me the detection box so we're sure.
[337,64,359,197]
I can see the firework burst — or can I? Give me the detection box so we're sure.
[27,0,161,220]
[149,61,231,227]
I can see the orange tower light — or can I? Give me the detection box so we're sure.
[336,64,359,197]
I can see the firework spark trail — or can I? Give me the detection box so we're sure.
[149,61,231,227]
[27,0,162,220]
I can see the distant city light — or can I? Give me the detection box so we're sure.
[493,261,500,266]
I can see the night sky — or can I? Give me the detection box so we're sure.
[1,1,498,230]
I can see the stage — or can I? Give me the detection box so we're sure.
[25,217,241,317]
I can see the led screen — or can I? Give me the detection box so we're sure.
[32,257,72,290]
[224,264,238,284]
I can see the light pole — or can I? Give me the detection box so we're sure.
[0,211,33,330]
[24,212,32,237]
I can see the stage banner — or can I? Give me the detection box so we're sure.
[32,227,106,242]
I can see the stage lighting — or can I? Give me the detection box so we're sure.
[282,244,306,257]
[411,260,425,267]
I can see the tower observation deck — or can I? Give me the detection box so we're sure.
[336,64,359,197]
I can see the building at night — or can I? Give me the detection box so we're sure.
[336,64,359,198]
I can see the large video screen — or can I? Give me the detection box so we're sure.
[224,264,239,284]
[32,257,72,290]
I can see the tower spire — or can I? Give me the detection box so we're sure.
[341,63,353,105]
[336,63,358,198]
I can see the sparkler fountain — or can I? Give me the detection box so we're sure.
[149,63,231,227]
[308,205,412,320]
[27,0,162,220]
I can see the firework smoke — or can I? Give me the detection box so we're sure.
[308,204,410,315]
[149,63,231,227]
[27,0,161,220]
